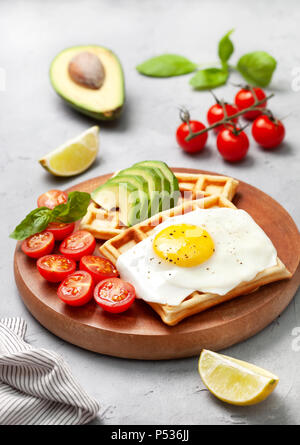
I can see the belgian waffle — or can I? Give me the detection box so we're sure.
[80,172,239,240]
[99,196,291,326]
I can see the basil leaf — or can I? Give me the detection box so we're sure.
[10,207,52,240]
[218,29,234,65]
[10,191,91,241]
[52,191,91,222]
[189,68,228,90]
[136,54,197,77]
[237,51,277,87]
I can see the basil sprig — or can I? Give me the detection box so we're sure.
[218,29,234,67]
[237,51,277,87]
[136,29,277,89]
[10,191,91,240]
[136,54,197,77]
[189,68,228,90]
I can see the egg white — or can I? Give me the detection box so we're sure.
[116,208,278,306]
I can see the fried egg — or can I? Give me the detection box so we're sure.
[116,208,278,306]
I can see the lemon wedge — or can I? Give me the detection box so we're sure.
[39,126,99,176]
[198,349,279,406]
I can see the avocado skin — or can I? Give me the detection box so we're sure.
[59,96,124,121]
[49,45,125,121]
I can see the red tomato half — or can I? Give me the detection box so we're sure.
[59,230,96,261]
[47,222,75,241]
[21,231,55,259]
[57,271,94,306]
[235,87,267,120]
[37,254,76,282]
[176,120,208,154]
[37,190,68,209]
[252,115,285,149]
[80,256,119,283]
[207,103,239,132]
[94,278,136,314]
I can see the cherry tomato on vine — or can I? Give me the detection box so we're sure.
[235,87,267,120]
[37,254,76,282]
[57,270,94,306]
[21,231,55,259]
[217,127,249,162]
[59,230,96,261]
[37,190,68,209]
[252,115,285,149]
[176,120,208,154]
[207,103,239,132]
[47,222,75,241]
[80,255,119,284]
[94,278,136,314]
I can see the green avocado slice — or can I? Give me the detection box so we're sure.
[91,181,142,227]
[133,160,180,208]
[115,166,162,216]
[138,163,171,212]
[50,45,125,121]
[108,175,148,223]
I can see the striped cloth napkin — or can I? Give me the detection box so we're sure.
[0,317,100,425]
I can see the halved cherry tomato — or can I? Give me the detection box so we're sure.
[207,103,239,132]
[235,87,267,121]
[94,278,136,314]
[37,190,68,209]
[21,231,55,259]
[57,271,94,306]
[59,230,96,261]
[37,254,76,282]
[79,255,119,283]
[47,222,75,241]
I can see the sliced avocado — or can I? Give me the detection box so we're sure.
[91,181,142,227]
[115,166,162,216]
[50,45,125,121]
[108,175,148,223]
[141,163,171,212]
[115,173,149,199]
[133,160,180,208]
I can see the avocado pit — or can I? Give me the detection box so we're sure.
[68,51,105,89]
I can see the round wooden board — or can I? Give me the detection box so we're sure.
[14,168,300,360]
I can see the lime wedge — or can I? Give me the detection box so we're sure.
[39,126,99,176]
[198,349,279,406]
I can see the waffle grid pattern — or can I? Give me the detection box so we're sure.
[80,172,239,240]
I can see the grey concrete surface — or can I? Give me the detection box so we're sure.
[1,0,300,425]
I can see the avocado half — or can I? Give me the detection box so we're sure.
[50,45,125,120]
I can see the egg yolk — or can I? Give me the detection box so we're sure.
[153,224,215,268]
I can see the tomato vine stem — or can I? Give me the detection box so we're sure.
[185,93,274,141]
